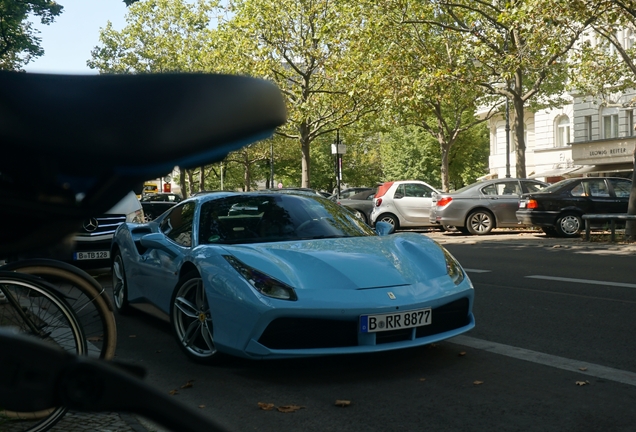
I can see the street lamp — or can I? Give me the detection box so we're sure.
[330,130,347,198]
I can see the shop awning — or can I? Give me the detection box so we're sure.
[573,163,634,174]
[529,166,582,179]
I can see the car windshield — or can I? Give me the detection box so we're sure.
[198,193,376,245]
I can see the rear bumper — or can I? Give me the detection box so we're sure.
[515,211,557,227]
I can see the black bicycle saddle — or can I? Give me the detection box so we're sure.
[0,72,286,254]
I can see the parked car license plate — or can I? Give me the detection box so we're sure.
[360,308,431,333]
[74,251,110,260]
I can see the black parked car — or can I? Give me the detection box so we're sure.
[140,192,182,221]
[516,177,632,238]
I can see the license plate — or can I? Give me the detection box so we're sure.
[360,308,431,333]
[519,201,527,208]
[74,251,110,261]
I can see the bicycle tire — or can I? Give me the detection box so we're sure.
[1,259,117,360]
[0,271,87,432]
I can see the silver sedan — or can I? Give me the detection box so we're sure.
[429,178,548,235]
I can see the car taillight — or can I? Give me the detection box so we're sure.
[527,199,538,209]
[375,198,383,207]
[436,197,453,207]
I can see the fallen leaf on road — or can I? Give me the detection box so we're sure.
[129,334,136,338]
[198,405,205,409]
[473,381,484,385]
[419,378,426,382]
[258,402,275,411]
[335,400,351,407]
[579,367,588,371]
[575,381,590,386]
[459,351,467,356]
[277,405,305,413]
[181,380,194,389]
[552,245,562,248]
[168,389,179,395]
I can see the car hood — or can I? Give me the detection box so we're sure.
[217,233,450,291]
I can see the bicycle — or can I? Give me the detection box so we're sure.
[0,70,286,432]
[0,258,117,360]
[0,271,87,432]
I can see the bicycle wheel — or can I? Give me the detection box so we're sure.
[0,271,86,432]
[1,259,117,360]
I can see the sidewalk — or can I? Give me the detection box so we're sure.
[423,228,636,253]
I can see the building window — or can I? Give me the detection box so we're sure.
[555,116,571,147]
[585,116,593,140]
[602,111,619,138]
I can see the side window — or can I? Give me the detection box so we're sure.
[586,179,610,197]
[609,179,632,198]
[570,183,586,197]
[160,202,196,247]
[523,181,547,193]
[496,181,521,195]
[404,184,434,198]
[481,184,497,196]
[394,184,406,198]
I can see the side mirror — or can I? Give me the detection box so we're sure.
[375,221,395,236]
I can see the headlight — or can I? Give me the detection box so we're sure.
[223,256,298,301]
[440,247,465,285]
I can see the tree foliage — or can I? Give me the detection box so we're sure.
[402,0,600,178]
[88,0,221,73]
[355,1,494,191]
[0,0,62,70]
[217,0,377,188]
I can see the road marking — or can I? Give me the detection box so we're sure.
[464,269,492,273]
[451,335,636,387]
[527,275,636,289]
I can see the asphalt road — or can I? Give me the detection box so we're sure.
[92,230,636,432]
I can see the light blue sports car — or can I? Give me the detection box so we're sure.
[110,190,475,363]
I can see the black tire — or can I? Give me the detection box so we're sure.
[112,251,133,315]
[353,209,367,224]
[170,271,225,364]
[541,227,558,237]
[377,213,399,230]
[555,212,583,238]
[466,210,495,235]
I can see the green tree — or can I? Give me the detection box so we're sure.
[89,0,220,73]
[403,0,600,179]
[0,0,63,70]
[217,0,377,188]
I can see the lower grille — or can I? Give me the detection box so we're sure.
[258,298,471,350]
[258,318,358,349]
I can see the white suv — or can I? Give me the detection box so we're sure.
[370,180,440,230]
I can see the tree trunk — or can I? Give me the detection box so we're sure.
[244,152,251,191]
[625,149,636,241]
[179,168,188,199]
[439,141,450,192]
[300,123,311,188]
[187,169,195,196]
[198,166,204,192]
[512,95,526,178]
